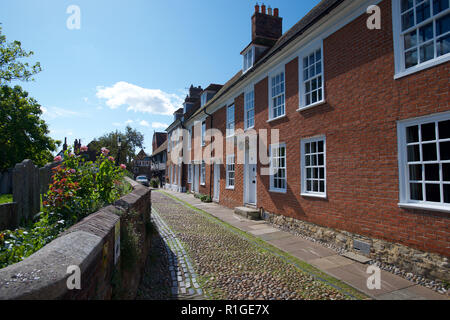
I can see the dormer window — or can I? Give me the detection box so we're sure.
[201,92,208,107]
[243,46,255,72]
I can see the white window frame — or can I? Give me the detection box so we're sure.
[301,136,327,198]
[226,155,235,189]
[269,143,287,193]
[392,0,450,79]
[243,46,255,73]
[201,161,206,185]
[244,88,255,130]
[226,104,235,137]
[188,163,192,183]
[397,111,450,212]
[298,43,325,111]
[268,66,286,121]
[201,92,208,107]
[188,127,192,151]
[201,121,206,146]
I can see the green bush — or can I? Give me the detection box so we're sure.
[0,147,131,269]
[150,178,159,188]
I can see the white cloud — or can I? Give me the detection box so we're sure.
[140,120,150,127]
[125,119,134,125]
[41,106,85,120]
[96,81,183,116]
[152,122,169,129]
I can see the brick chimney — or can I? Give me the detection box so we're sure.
[252,4,282,42]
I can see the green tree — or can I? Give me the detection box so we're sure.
[89,126,144,168]
[0,85,60,171]
[0,25,42,84]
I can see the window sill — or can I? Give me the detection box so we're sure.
[267,114,287,123]
[297,100,326,112]
[398,202,450,213]
[394,54,450,80]
[200,183,206,186]
[269,188,287,194]
[244,126,255,132]
[226,186,235,190]
[301,193,327,199]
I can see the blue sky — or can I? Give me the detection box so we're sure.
[0,0,320,153]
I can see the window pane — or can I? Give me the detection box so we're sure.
[402,11,415,30]
[410,183,423,200]
[407,125,419,143]
[402,0,414,12]
[426,183,441,202]
[420,42,435,62]
[318,154,324,166]
[404,30,418,49]
[443,163,450,181]
[320,181,325,193]
[306,155,310,166]
[305,143,311,154]
[320,168,325,179]
[444,184,450,203]
[307,180,312,191]
[313,180,319,192]
[405,49,418,68]
[409,164,423,180]
[434,0,450,14]
[318,141,324,153]
[437,34,450,56]
[436,13,450,36]
[438,120,450,138]
[316,49,321,61]
[408,145,421,161]
[311,142,316,153]
[440,141,450,160]
[307,168,312,179]
[425,164,440,181]
[419,23,434,43]
[416,0,431,24]
[421,122,436,141]
[422,143,437,160]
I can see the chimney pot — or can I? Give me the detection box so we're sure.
[268,6,272,15]
[261,4,266,14]
[255,3,260,13]
[274,8,279,17]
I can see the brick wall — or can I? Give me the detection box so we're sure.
[0,179,151,300]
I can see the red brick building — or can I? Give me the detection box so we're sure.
[166,0,450,281]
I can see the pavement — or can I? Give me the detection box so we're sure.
[162,189,448,300]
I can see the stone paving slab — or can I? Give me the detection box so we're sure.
[162,190,449,301]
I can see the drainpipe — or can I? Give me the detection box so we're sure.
[203,108,213,198]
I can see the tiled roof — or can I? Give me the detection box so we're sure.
[152,140,167,156]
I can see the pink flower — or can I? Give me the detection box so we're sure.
[80,146,88,152]
[70,169,76,174]
[69,153,75,157]
[54,155,62,162]
[108,156,115,162]
[120,164,126,170]
[101,147,110,156]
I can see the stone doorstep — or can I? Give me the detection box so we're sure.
[341,251,372,264]
[234,207,261,221]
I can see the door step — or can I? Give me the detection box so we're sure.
[341,251,372,264]
[234,207,261,221]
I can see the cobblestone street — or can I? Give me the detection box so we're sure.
[138,191,368,300]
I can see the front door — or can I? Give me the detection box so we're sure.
[245,146,257,205]
[194,164,200,193]
[213,163,220,202]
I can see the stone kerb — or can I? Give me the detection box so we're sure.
[0,177,152,300]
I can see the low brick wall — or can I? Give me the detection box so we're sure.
[0,178,151,300]
[263,211,449,283]
[0,203,18,231]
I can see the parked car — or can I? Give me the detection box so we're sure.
[136,175,149,187]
